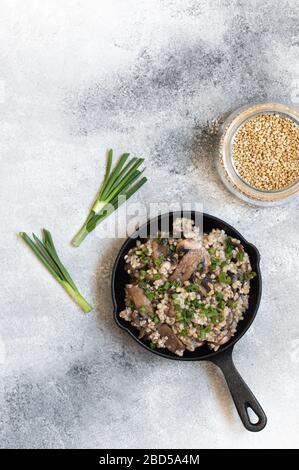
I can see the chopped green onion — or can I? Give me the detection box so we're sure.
[139,270,146,279]
[198,326,211,340]
[146,292,155,300]
[154,256,165,267]
[225,246,234,258]
[197,262,203,272]
[170,280,181,288]
[210,256,222,271]
[139,280,148,289]
[71,149,147,246]
[218,272,232,284]
[19,230,92,313]
[200,306,219,318]
[224,237,235,259]
[158,281,171,292]
[185,283,199,292]
[215,292,225,310]
[199,329,206,340]
[198,327,206,340]
[151,315,160,324]
[242,271,257,281]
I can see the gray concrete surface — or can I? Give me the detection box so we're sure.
[1,0,299,448]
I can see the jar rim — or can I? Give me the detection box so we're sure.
[218,102,299,205]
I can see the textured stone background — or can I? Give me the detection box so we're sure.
[1,0,299,449]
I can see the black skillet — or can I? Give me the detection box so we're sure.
[111,211,267,432]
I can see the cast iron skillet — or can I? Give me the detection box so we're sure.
[111,211,267,432]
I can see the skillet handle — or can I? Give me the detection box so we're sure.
[210,347,267,432]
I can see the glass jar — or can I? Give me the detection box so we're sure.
[217,102,299,206]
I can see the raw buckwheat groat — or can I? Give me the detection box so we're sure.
[232,113,299,191]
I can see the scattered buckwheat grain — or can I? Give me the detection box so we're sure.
[232,113,299,191]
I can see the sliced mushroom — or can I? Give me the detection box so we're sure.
[176,239,202,253]
[198,286,208,298]
[226,311,234,327]
[160,237,170,248]
[201,249,211,274]
[169,246,210,282]
[152,239,169,258]
[202,277,212,292]
[231,239,244,250]
[126,285,153,315]
[166,252,178,264]
[227,271,237,283]
[158,324,185,354]
[166,305,176,318]
[138,328,147,339]
[131,311,145,325]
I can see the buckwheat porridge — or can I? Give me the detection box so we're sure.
[120,218,256,356]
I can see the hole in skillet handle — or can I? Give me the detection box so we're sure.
[246,405,260,425]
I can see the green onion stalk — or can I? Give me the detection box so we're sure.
[19,230,92,313]
[71,149,147,247]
